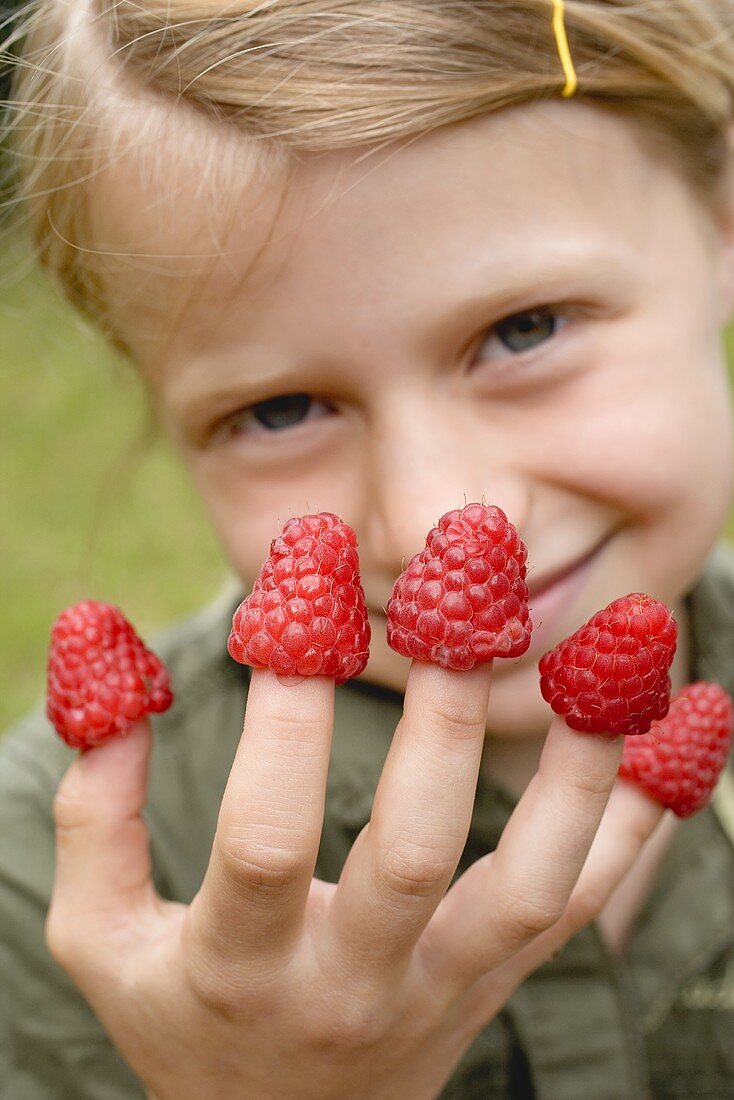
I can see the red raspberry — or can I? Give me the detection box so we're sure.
[228,512,370,683]
[386,502,532,671]
[618,682,734,817]
[538,593,677,737]
[46,600,173,750]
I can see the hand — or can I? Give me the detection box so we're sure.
[46,661,664,1100]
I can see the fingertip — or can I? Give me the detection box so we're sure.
[76,718,152,773]
[275,672,307,687]
[252,667,334,693]
[407,657,493,691]
[542,715,625,785]
[246,669,336,732]
[51,716,158,933]
[550,713,624,749]
[402,659,493,738]
[612,773,669,819]
[59,720,154,820]
[591,729,625,760]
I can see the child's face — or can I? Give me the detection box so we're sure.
[91,100,734,737]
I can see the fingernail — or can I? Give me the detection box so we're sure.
[275,673,307,687]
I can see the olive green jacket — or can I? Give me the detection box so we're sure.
[3,548,734,1099]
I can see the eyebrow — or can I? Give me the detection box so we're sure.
[451,241,637,314]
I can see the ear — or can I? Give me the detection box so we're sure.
[711,122,734,327]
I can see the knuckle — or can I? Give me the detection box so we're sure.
[378,840,456,901]
[568,768,614,804]
[567,884,606,931]
[307,996,390,1053]
[184,952,250,1018]
[218,835,308,891]
[625,811,658,851]
[52,783,94,835]
[44,905,82,972]
[496,889,564,942]
[181,908,284,1018]
[261,704,323,745]
[427,695,486,740]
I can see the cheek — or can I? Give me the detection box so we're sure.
[182,449,361,584]
[537,323,734,603]
[601,376,731,522]
[616,352,732,533]
[536,324,733,531]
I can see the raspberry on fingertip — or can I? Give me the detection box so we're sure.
[386,502,532,670]
[619,681,734,817]
[227,512,371,684]
[538,593,677,737]
[46,600,173,750]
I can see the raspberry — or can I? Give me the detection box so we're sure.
[228,512,370,684]
[46,600,173,750]
[618,682,734,817]
[385,502,532,671]
[538,593,677,736]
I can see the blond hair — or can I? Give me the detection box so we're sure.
[5,0,734,332]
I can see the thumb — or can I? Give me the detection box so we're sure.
[47,720,158,963]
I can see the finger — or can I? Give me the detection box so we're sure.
[191,669,334,962]
[327,660,492,976]
[465,780,667,1013]
[47,720,160,979]
[422,717,623,993]
[508,779,668,969]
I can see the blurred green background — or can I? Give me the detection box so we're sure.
[1,234,228,730]
[2,232,734,731]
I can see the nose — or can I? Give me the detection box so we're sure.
[362,392,531,577]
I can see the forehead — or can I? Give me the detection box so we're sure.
[85,97,696,370]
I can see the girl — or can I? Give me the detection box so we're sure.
[2,2,734,1096]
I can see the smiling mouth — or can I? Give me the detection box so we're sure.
[526,530,616,602]
[518,528,620,661]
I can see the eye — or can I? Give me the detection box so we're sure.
[221,393,334,438]
[480,307,568,359]
[252,393,317,430]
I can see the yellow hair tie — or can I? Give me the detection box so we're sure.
[551,0,578,98]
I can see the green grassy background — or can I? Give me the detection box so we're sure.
[1,237,228,730]
[2,235,734,730]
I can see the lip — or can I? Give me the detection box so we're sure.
[526,532,615,599]
[524,532,615,659]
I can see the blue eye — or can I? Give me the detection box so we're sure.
[493,309,559,353]
[252,393,315,430]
